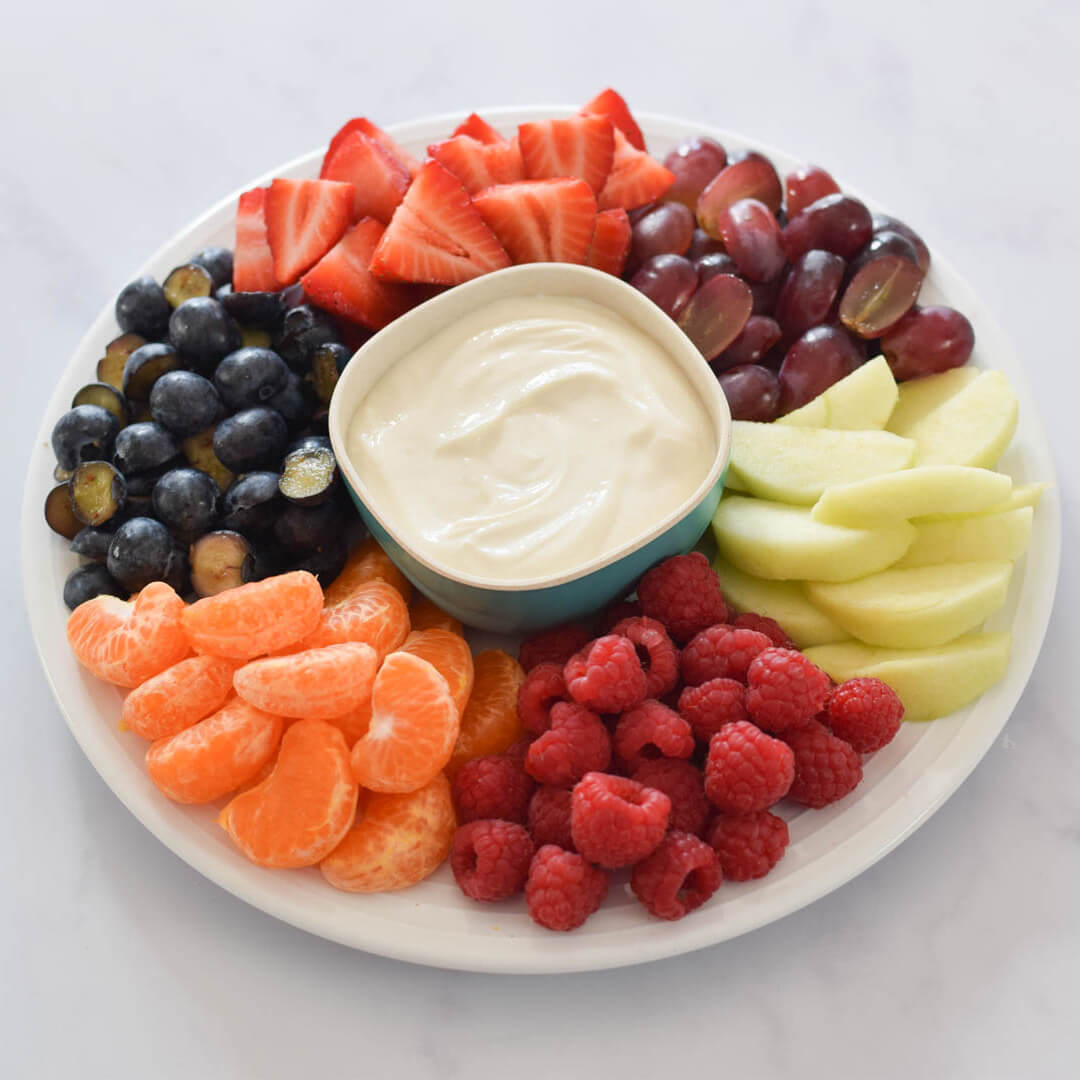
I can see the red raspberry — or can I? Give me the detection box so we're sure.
[518,622,593,672]
[784,719,863,808]
[704,720,794,813]
[528,785,575,850]
[826,677,904,753]
[609,616,680,698]
[451,820,535,902]
[637,552,728,644]
[595,598,643,634]
[504,736,533,768]
[525,845,608,931]
[451,754,534,825]
[525,702,612,787]
[517,661,569,735]
[745,647,831,733]
[681,624,773,686]
[632,758,710,837]
[570,772,671,868]
[630,831,722,920]
[678,677,747,742]
[563,635,648,714]
[706,810,789,881]
[732,612,795,649]
[613,699,694,774]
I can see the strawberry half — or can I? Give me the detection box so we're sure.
[598,129,675,211]
[233,188,277,292]
[517,115,615,196]
[581,88,646,152]
[426,135,525,195]
[371,160,511,285]
[264,178,354,286]
[473,178,597,265]
[324,117,422,178]
[585,208,632,275]
[301,218,423,330]
[319,130,411,224]
[452,112,505,145]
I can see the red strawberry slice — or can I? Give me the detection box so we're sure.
[581,88,646,152]
[426,135,525,195]
[452,112,505,145]
[473,178,597,265]
[319,130,411,224]
[598,129,675,211]
[324,117,422,178]
[301,218,424,330]
[585,208,632,275]
[517,115,615,196]
[371,161,511,285]
[233,188,277,292]
[265,178,355,286]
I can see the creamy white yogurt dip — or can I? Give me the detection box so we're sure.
[346,295,716,583]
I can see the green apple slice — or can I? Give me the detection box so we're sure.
[887,367,979,434]
[892,507,1033,568]
[821,355,898,430]
[917,481,1049,521]
[775,396,829,427]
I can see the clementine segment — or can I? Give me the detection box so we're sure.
[289,580,409,661]
[409,593,463,636]
[399,628,474,717]
[324,697,373,747]
[121,654,237,740]
[446,650,526,777]
[324,538,412,606]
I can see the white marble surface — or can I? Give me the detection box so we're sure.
[5,0,1079,1075]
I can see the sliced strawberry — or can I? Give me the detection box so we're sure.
[370,161,510,285]
[324,117,422,178]
[581,88,646,152]
[319,130,411,224]
[452,112,505,145]
[517,115,615,196]
[426,135,525,195]
[233,188,277,292]
[264,178,354,286]
[585,208,632,275]
[598,129,675,211]
[473,178,597,265]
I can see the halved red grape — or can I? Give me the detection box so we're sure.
[783,194,873,261]
[778,325,864,413]
[697,153,783,238]
[677,274,753,361]
[630,202,696,267]
[687,228,726,261]
[715,199,786,283]
[694,252,739,283]
[847,230,921,281]
[631,254,699,320]
[785,165,840,219]
[774,250,846,341]
[717,364,780,421]
[714,316,782,371]
[838,254,923,338]
[664,137,729,209]
[871,213,930,274]
[881,305,974,379]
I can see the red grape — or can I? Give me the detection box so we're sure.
[630,202,696,267]
[783,194,873,261]
[714,316,782,370]
[630,254,699,320]
[677,273,753,361]
[697,153,783,238]
[778,325,864,413]
[871,213,930,274]
[746,275,783,317]
[715,199,786,283]
[717,364,781,421]
[785,165,840,219]
[774,250,846,342]
[881,305,974,380]
[687,227,726,261]
[664,137,729,209]
[847,229,921,280]
[838,253,923,338]
[695,252,740,283]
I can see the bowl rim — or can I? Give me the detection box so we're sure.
[327,261,733,592]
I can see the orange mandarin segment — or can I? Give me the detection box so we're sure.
[182,571,322,660]
[321,774,456,893]
[121,654,238,740]
[350,651,460,793]
[293,580,409,661]
[146,697,283,804]
[399,628,474,717]
[66,581,190,688]
[323,537,412,606]
[409,593,464,636]
[219,720,358,868]
[446,649,526,777]
[324,697,373,747]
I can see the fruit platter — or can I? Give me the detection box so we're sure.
[23,95,1059,973]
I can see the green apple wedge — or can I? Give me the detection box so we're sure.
[892,507,1033,568]
[917,481,1048,522]
[886,367,978,434]
[804,632,1012,722]
[804,560,1013,649]
[712,495,916,582]
[775,396,828,427]
[820,355,898,429]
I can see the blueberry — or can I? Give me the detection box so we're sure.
[115,276,170,339]
[309,342,352,405]
[190,246,234,290]
[290,535,347,584]
[273,304,341,372]
[51,405,120,471]
[220,471,281,536]
[149,370,223,436]
[122,342,182,401]
[124,468,169,498]
[214,347,289,410]
[266,372,313,431]
[106,516,185,592]
[286,433,332,455]
[63,564,125,610]
[219,289,286,331]
[152,468,220,541]
[168,297,241,369]
[273,500,344,553]
[71,526,116,562]
[112,422,180,474]
[212,408,288,472]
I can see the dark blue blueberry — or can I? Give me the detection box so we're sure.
[272,304,341,372]
[214,347,289,410]
[266,372,313,431]
[273,499,344,553]
[219,289,285,331]
[51,405,119,471]
[71,526,116,562]
[149,370,223,436]
[168,297,241,369]
[290,535,347,584]
[190,247,233,290]
[212,408,288,472]
[63,564,125,610]
[112,422,180,475]
[106,516,185,593]
[115,276,170,339]
[220,471,281,536]
[152,468,220,541]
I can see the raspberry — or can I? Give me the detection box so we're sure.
[784,720,863,808]
[525,845,608,931]
[826,677,904,753]
[527,785,575,850]
[525,701,612,787]
[632,758,710,836]
[706,810,789,881]
[681,624,772,686]
[504,736,533,768]
[610,616,680,698]
[636,552,727,644]
[630,831,722,920]
[704,720,794,813]
[563,635,648,714]
[745,647,831,733]
[450,820,534,902]
[451,754,534,825]
[595,598,643,634]
[570,772,671,868]
[518,622,593,672]
[732,612,795,650]
[517,661,569,735]
[678,677,747,742]
[613,699,694,774]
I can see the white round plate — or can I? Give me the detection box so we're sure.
[23,108,1060,974]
